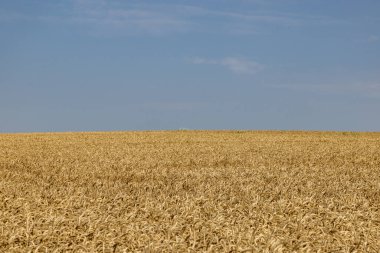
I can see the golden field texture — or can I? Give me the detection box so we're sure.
[1,130,380,252]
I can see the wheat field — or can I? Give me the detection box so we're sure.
[0,130,379,252]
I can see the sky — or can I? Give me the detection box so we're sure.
[1,0,379,132]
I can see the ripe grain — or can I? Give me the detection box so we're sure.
[0,131,379,252]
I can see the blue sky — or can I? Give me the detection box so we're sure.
[1,0,379,132]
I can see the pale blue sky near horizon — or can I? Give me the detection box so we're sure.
[1,0,379,132]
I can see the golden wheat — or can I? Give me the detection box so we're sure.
[0,131,379,252]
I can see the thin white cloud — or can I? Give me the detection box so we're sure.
[348,83,380,97]
[368,35,379,43]
[0,1,349,36]
[140,101,205,111]
[73,0,106,8]
[174,5,347,27]
[170,5,300,26]
[221,57,264,75]
[192,57,264,75]
[0,9,30,22]
[70,3,287,36]
[68,1,191,35]
[270,82,380,98]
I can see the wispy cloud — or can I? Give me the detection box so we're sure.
[343,82,380,98]
[139,101,205,111]
[0,1,347,36]
[368,35,379,43]
[0,9,30,22]
[191,57,264,75]
[68,0,191,35]
[173,5,347,27]
[271,82,380,98]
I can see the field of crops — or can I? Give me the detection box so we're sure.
[0,131,380,252]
